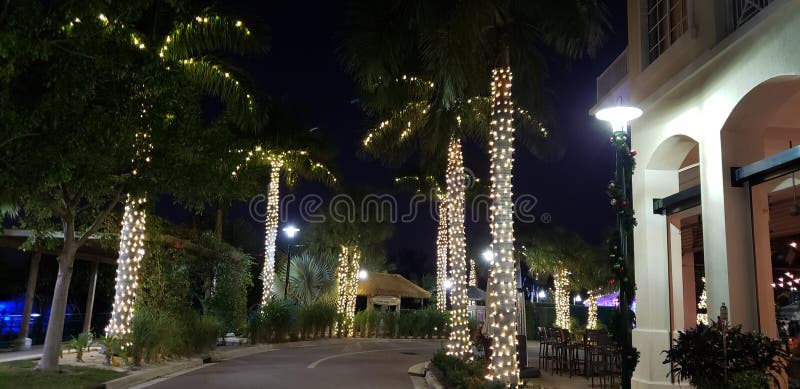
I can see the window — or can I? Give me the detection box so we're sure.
[647,0,688,63]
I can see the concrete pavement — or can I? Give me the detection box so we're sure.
[142,339,443,389]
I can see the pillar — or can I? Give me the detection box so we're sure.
[751,184,777,338]
[681,252,697,329]
[82,261,99,334]
[18,250,41,342]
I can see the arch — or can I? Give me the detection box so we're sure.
[721,75,800,138]
[647,134,700,171]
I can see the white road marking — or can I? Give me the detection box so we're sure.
[306,347,420,369]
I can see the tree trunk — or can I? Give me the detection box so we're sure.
[554,268,570,329]
[18,250,41,342]
[435,200,449,310]
[445,137,471,358]
[486,47,520,385]
[260,162,283,307]
[37,234,78,371]
[106,196,147,338]
[215,205,223,240]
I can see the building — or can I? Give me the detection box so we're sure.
[592,0,800,387]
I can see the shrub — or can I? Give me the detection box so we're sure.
[207,252,253,334]
[188,314,222,354]
[65,332,93,362]
[250,299,294,343]
[381,311,398,338]
[663,321,787,388]
[430,349,504,389]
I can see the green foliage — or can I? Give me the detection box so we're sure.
[729,370,770,389]
[430,349,504,389]
[353,309,380,337]
[662,322,788,388]
[0,359,125,389]
[249,299,295,344]
[395,308,449,338]
[64,332,93,362]
[129,306,222,365]
[207,249,253,333]
[96,336,126,366]
[275,253,334,306]
[297,302,337,339]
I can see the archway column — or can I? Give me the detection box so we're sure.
[631,168,677,388]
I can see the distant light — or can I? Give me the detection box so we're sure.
[482,249,494,263]
[537,290,546,299]
[574,295,583,304]
[787,272,794,278]
[791,242,798,249]
[358,269,368,280]
[444,279,454,290]
[282,225,300,238]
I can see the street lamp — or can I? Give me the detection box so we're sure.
[595,99,642,389]
[282,225,300,299]
[358,269,368,280]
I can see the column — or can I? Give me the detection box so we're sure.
[82,261,99,334]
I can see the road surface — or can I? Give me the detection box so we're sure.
[145,339,442,389]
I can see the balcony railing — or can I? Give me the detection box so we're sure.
[730,0,774,31]
[596,48,628,102]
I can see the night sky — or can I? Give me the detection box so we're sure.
[218,0,630,278]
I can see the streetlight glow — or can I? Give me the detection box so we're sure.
[595,105,642,132]
[537,290,546,299]
[444,278,454,290]
[482,248,494,263]
[282,225,299,238]
[358,269,368,280]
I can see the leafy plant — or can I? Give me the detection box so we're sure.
[65,332,94,362]
[96,336,126,366]
[663,321,787,388]
[430,349,504,389]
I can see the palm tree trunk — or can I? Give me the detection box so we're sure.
[587,291,598,329]
[486,47,520,385]
[106,196,147,339]
[435,200,449,311]
[37,219,78,371]
[335,245,359,337]
[260,162,282,307]
[554,268,570,329]
[445,137,470,358]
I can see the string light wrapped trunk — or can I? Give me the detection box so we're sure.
[436,199,450,310]
[335,245,359,337]
[486,61,519,385]
[260,161,283,307]
[553,268,570,329]
[587,291,598,330]
[106,196,147,338]
[445,137,470,358]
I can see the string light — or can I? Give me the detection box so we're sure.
[469,258,477,288]
[445,137,470,358]
[335,245,360,337]
[697,276,709,325]
[436,199,450,311]
[106,196,147,339]
[486,66,519,385]
[554,268,570,329]
[260,160,283,307]
[587,291,598,330]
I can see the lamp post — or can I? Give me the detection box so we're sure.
[282,225,300,300]
[595,101,642,389]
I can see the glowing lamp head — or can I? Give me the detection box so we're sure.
[358,269,368,280]
[791,242,798,249]
[282,225,300,239]
[574,294,583,304]
[595,105,642,133]
[537,290,546,299]
[482,249,494,263]
[444,278,454,290]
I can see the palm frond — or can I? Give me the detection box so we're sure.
[159,14,261,60]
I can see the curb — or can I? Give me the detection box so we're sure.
[424,364,445,389]
[408,361,429,389]
[104,359,203,389]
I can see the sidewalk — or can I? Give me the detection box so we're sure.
[0,345,44,363]
[522,340,594,389]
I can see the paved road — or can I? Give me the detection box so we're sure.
[146,339,442,389]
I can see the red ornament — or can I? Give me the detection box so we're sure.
[609,279,616,284]
[630,149,637,157]
[174,241,183,249]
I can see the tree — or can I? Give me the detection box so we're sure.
[275,253,335,306]
[103,1,265,339]
[342,1,607,383]
[0,0,189,370]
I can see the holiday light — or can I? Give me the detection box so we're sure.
[697,277,709,325]
[436,199,450,310]
[553,268,570,329]
[587,291,598,330]
[486,66,519,385]
[335,245,360,337]
[106,196,147,339]
[445,137,471,359]
[260,160,283,307]
[468,258,477,287]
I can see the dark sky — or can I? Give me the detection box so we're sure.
[220,0,629,277]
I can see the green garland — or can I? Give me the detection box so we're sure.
[607,131,640,384]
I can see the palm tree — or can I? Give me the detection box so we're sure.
[275,253,335,306]
[233,145,336,308]
[104,4,264,342]
[343,1,606,383]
